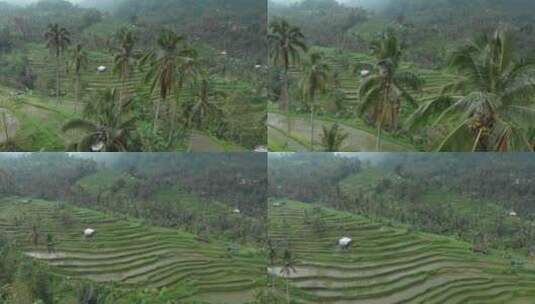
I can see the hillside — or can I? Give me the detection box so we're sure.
[0,197,265,303]
[268,199,535,303]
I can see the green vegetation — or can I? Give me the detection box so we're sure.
[0,197,264,303]
[268,0,535,152]
[0,0,266,151]
[268,199,535,303]
[0,153,268,303]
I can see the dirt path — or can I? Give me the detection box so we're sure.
[268,112,409,152]
[268,125,309,151]
[188,130,227,152]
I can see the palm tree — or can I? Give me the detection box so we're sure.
[320,123,348,152]
[141,29,196,133]
[44,23,71,103]
[407,26,535,151]
[300,51,329,151]
[62,89,134,152]
[358,28,422,151]
[280,249,297,304]
[70,44,88,109]
[113,28,137,109]
[268,19,307,145]
[184,74,226,130]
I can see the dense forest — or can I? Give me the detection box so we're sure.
[0,0,266,152]
[267,0,535,152]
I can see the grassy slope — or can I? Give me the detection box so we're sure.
[0,197,265,304]
[268,199,535,304]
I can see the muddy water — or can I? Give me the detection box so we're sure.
[268,113,408,152]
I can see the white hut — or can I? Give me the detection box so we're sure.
[84,228,96,237]
[233,209,241,214]
[509,211,518,217]
[338,237,352,249]
[220,50,228,56]
[254,145,268,152]
[360,70,370,77]
[97,66,108,73]
[255,64,262,69]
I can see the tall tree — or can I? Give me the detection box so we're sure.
[280,249,297,304]
[407,26,535,151]
[320,123,348,152]
[62,89,134,152]
[44,23,71,103]
[141,29,196,133]
[70,44,88,108]
[300,51,329,151]
[113,28,137,110]
[184,74,226,130]
[358,29,422,151]
[268,19,307,146]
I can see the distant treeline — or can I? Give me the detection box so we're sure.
[0,153,267,243]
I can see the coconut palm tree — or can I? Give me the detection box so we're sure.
[62,89,134,152]
[113,27,138,109]
[320,123,348,152]
[141,29,196,133]
[268,19,307,146]
[406,26,535,151]
[184,74,226,130]
[358,28,422,151]
[44,23,71,103]
[300,51,329,151]
[70,44,88,108]
[280,249,297,304]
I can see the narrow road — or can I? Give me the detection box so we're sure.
[268,112,409,152]
[188,130,246,152]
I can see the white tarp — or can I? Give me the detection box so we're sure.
[360,70,370,77]
[339,237,352,247]
[84,228,95,237]
[97,66,107,73]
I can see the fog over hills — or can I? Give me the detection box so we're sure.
[270,0,391,10]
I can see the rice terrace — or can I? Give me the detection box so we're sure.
[267,153,535,303]
[0,153,268,303]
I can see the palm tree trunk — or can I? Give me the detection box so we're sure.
[281,70,291,146]
[75,73,80,112]
[153,97,162,133]
[286,278,290,304]
[310,102,315,152]
[167,94,179,146]
[376,117,383,152]
[56,55,61,104]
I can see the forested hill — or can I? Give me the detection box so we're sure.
[270,0,535,66]
[111,0,267,59]
[0,0,266,60]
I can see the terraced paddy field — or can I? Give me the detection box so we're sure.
[269,47,459,152]
[0,197,265,303]
[268,199,535,304]
[1,44,261,150]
